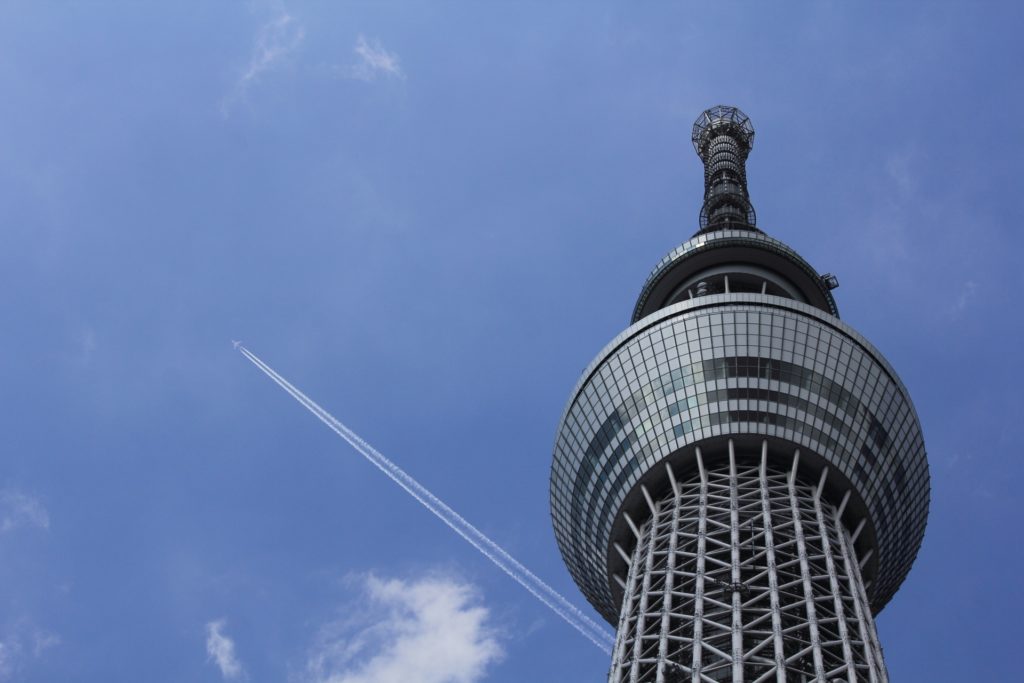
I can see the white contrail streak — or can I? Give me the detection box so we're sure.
[238,345,615,653]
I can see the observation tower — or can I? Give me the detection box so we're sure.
[550,106,929,682]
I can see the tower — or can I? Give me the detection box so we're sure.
[550,106,929,682]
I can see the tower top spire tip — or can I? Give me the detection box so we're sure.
[691,105,755,159]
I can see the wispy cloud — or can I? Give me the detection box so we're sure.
[0,626,59,681]
[884,150,917,197]
[303,574,502,683]
[221,12,306,116]
[0,491,49,534]
[0,640,16,681]
[950,280,978,317]
[206,620,244,680]
[31,631,59,658]
[70,326,97,366]
[859,149,920,271]
[80,328,97,361]
[342,35,404,82]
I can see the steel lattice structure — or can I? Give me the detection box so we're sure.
[609,442,885,683]
[550,106,929,682]
[693,105,757,231]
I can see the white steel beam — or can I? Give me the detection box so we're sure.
[608,447,887,683]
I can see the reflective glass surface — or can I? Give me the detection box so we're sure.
[552,293,929,622]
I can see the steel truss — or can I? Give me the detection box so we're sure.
[609,440,886,683]
[692,105,757,230]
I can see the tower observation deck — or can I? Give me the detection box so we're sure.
[550,106,929,682]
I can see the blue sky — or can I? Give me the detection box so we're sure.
[1,2,1022,681]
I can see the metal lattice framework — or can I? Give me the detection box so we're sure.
[609,440,886,683]
[692,105,757,231]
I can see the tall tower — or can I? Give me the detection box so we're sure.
[551,106,929,682]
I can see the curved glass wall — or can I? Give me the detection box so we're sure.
[551,294,929,623]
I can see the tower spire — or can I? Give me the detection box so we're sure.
[692,105,757,232]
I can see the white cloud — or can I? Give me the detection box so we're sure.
[0,639,17,681]
[222,12,306,115]
[950,280,978,317]
[206,620,244,680]
[343,35,404,82]
[70,326,97,366]
[884,149,917,197]
[80,327,97,360]
[31,631,59,658]
[303,575,502,683]
[0,491,49,534]
[0,627,59,681]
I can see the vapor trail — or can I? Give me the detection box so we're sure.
[238,345,615,653]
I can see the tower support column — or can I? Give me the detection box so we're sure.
[607,444,887,683]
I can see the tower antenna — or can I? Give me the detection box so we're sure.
[692,105,757,232]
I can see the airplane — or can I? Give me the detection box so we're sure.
[232,340,242,350]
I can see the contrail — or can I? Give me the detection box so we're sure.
[238,345,615,653]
